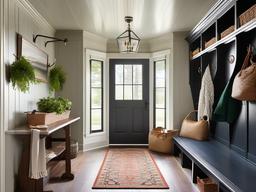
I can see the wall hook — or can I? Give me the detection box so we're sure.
[33,34,68,47]
[47,58,56,68]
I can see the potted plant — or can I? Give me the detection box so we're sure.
[10,56,36,92]
[27,97,72,127]
[49,66,66,92]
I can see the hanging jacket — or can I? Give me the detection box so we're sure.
[213,66,241,123]
[198,65,214,121]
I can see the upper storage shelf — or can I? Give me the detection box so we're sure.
[187,0,256,61]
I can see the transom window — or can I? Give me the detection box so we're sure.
[154,59,166,128]
[90,59,103,133]
[115,64,143,100]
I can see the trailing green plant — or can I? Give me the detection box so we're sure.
[37,97,72,114]
[10,56,36,92]
[49,66,66,92]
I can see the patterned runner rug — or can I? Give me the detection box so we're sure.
[92,148,169,189]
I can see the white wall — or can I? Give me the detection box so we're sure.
[55,30,108,150]
[171,32,193,129]
[3,0,55,191]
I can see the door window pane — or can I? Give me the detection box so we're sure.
[115,64,143,100]
[133,65,142,84]
[124,85,132,100]
[91,88,102,108]
[91,60,102,87]
[115,85,123,100]
[155,60,165,87]
[155,109,165,128]
[91,109,102,131]
[115,65,123,84]
[124,65,133,84]
[155,88,165,108]
[133,85,142,100]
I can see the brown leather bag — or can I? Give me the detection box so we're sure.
[232,46,256,101]
[180,111,209,141]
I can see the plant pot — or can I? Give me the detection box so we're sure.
[27,110,70,127]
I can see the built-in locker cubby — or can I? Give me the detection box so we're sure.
[189,58,201,109]
[202,23,216,50]
[187,0,256,163]
[217,7,235,40]
[201,50,217,78]
[190,37,201,58]
[237,0,256,27]
[235,27,256,163]
[211,41,236,145]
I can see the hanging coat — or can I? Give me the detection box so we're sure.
[213,65,241,123]
[198,65,214,121]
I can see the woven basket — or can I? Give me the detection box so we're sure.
[148,127,179,154]
[239,4,256,26]
[220,25,235,39]
[197,177,218,192]
[191,48,201,57]
[205,37,216,49]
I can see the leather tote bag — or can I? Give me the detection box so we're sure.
[180,111,209,141]
[232,46,256,101]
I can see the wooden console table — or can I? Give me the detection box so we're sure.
[6,117,80,192]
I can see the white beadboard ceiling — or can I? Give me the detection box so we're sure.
[28,0,216,39]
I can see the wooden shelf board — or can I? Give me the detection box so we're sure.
[46,142,65,163]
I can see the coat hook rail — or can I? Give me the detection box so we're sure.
[33,34,68,47]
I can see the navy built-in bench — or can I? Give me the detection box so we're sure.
[173,137,256,192]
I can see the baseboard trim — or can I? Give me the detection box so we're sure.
[109,144,148,147]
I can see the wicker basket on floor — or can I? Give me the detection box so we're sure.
[148,127,179,154]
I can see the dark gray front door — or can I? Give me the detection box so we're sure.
[109,59,149,144]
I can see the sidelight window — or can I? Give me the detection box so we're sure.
[154,59,166,128]
[115,64,143,100]
[90,59,103,133]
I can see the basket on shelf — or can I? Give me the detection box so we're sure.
[197,177,218,192]
[205,37,216,49]
[220,25,235,39]
[191,48,201,57]
[239,4,256,26]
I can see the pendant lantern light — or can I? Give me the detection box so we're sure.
[116,16,140,53]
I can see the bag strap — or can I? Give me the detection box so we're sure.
[239,45,253,75]
[184,110,197,120]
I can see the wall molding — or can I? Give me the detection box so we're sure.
[16,0,55,34]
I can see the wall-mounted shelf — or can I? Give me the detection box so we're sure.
[191,18,256,61]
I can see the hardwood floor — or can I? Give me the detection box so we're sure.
[44,148,199,192]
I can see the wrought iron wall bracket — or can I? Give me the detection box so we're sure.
[33,34,68,47]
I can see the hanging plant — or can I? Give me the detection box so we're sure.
[10,56,36,92]
[49,66,66,92]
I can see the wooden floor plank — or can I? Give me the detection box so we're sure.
[44,148,199,192]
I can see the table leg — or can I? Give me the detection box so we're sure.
[61,125,74,181]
